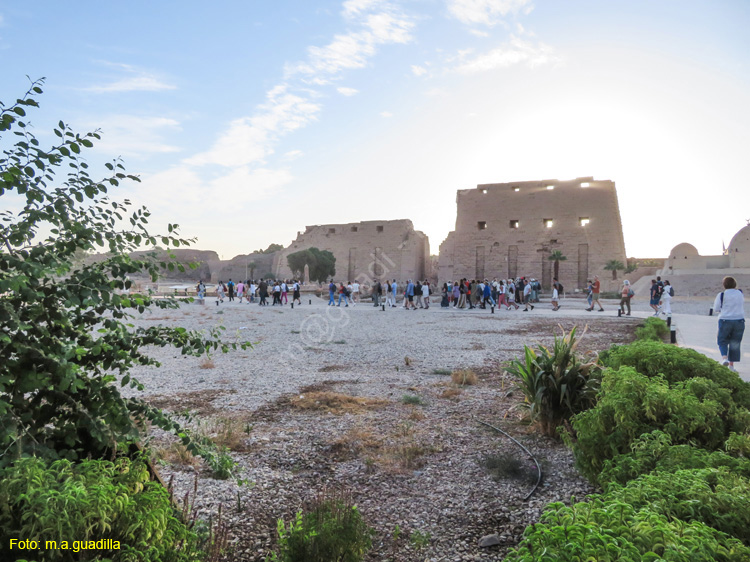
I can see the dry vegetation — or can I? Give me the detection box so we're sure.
[288,391,388,415]
[451,369,479,386]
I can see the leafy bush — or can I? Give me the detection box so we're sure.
[603,467,750,544]
[401,394,424,405]
[267,491,372,562]
[0,456,200,561]
[566,367,750,482]
[0,80,249,466]
[602,341,750,409]
[599,430,750,487]
[504,498,750,562]
[506,326,600,438]
[634,317,670,341]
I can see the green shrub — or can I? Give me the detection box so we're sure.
[566,367,750,482]
[0,456,200,562]
[401,394,424,406]
[634,317,670,341]
[599,430,750,487]
[603,467,750,544]
[506,326,601,438]
[267,492,372,562]
[504,498,750,562]
[602,341,750,409]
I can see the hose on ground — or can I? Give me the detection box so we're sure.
[477,419,542,501]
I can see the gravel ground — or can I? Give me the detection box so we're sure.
[126,294,644,561]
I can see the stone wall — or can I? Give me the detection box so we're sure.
[438,177,627,291]
[272,219,430,284]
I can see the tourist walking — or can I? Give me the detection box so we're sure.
[661,280,673,315]
[372,279,388,306]
[216,281,226,303]
[414,280,423,308]
[452,282,460,307]
[619,280,632,316]
[372,279,382,306]
[551,280,560,311]
[227,279,235,302]
[458,279,467,309]
[236,280,245,303]
[337,283,349,307]
[587,275,604,311]
[507,280,519,310]
[328,280,336,306]
[281,281,288,304]
[649,279,661,315]
[422,280,430,309]
[713,276,745,372]
[585,280,593,309]
[292,280,301,305]
[352,281,360,303]
[523,280,534,311]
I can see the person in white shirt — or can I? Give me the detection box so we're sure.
[249,281,256,303]
[390,280,398,308]
[352,281,360,303]
[713,276,745,372]
[385,281,394,308]
[523,281,534,311]
[281,281,288,305]
[422,281,430,309]
[551,281,560,311]
[660,280,673,315]
[347,282,355,306]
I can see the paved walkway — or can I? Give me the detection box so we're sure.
[671,313,750,382]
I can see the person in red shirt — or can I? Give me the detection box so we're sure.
[586,275,604,311]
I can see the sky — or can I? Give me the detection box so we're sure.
[1,0,749,260]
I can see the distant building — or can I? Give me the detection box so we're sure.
[438,177,627,289]
[273,219,430,283]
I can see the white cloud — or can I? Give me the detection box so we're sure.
[454,36,561,73]
[469,29,490,37]
[291,1,413,80]
[337,86,359,96]
[86,75,176,93]
[411,64,428,76]
[380,111,393,117]
[136,166,293,214]
[85,63,176,93]
[447,0,533,27]
[186,84,321,167]
[83,115,181,157]
[189,0,414,174]
[283,150,304,160]
[342,0,383,18]
[209,167,293,201]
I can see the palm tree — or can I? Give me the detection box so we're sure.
[604,259,625,280]
[246,260,257,281]
[548,250,567,281]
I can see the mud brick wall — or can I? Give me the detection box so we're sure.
[273,219,430,284]
[438,177,627,291]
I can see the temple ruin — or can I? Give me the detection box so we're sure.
[273,219,430,283]
[438,177,628,290]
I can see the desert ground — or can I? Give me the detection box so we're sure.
[124,293,716,561]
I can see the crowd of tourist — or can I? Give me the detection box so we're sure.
[197,279,304,306]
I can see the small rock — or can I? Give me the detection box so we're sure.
[478,534,502,548]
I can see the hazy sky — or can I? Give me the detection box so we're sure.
[2,0,749,259]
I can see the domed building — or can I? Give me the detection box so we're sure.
[727,225,750,268]
[657,224,750,296]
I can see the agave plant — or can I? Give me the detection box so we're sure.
[506,326,601,438]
